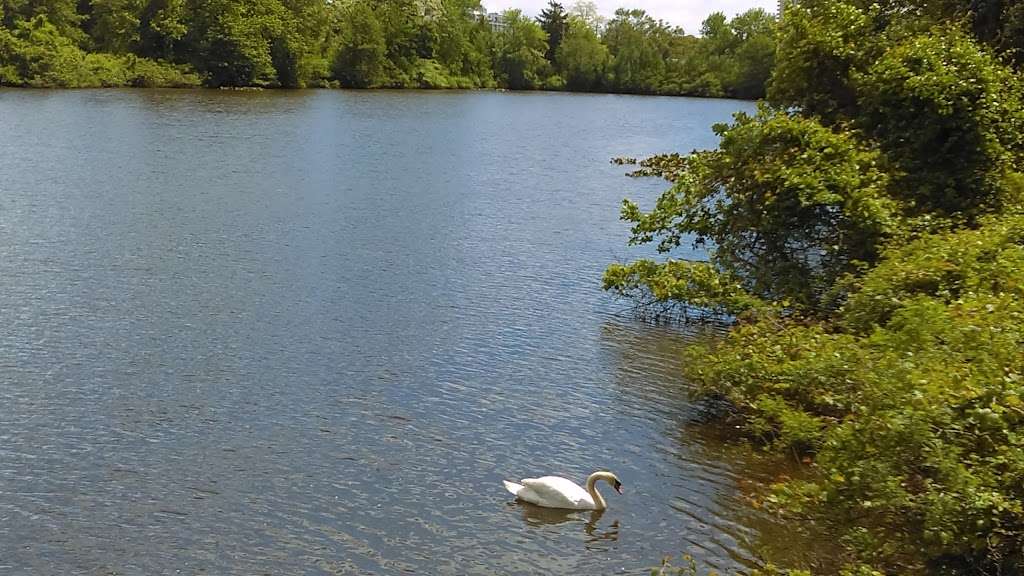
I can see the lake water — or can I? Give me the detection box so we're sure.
[0,89,793,575]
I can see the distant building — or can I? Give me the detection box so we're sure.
[487,12,507,33]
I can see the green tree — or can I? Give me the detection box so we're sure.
[555,15,606,90]
[85,0,143,53]
[493,9,548,89]
[183,0,303,87]
[606,0,1024,572]
[602,8,674,93]
[424,0,495,87]
[0,15,87,86]
[372,0,425,85]
[768,0,875,122]
[567,0,604,33]
[1,0,85,43]
[330,1,386,88]
[138,0,187,60]
[725,8,775,99]
[606,108,895,312]
[536,0,567,63]
[854,28,1024,219]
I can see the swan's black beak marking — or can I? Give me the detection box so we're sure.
[614,481,623,495]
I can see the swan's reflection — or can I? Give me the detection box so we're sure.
[515,502,620,545]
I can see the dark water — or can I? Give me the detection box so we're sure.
[0,89,790,575]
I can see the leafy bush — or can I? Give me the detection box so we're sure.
[854,29,1024,219]
[608,2,1024,573]
[605,107,895,313]
[684,220,1024,572]
[123,56,201,87]
[0,15,199,87]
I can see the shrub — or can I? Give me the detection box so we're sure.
[684,219,1024,573]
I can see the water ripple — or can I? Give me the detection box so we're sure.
[0,89,790,575]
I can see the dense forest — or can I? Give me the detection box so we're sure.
[607,1,1024,575]
[0,0,775,97]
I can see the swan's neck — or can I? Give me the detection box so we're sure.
[585,472,610,510]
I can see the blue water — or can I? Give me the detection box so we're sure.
[0,89,779,575]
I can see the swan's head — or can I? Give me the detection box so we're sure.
[605,472,623,494]
[589,471,624,496]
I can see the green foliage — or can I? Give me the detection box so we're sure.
[493,9,549,90]
[607,1,1024,573]
[86,0,143,54]
[138,0,187,60]
[536,0,567,63]
[120,54,199,86]
[602,8,670,93]
[768,0,873,122]
[603,259,769,319]
[1,0,85,44]
[842,214,1024,333]
[184,0,298,87]
[555,17,607,90]
[726,9,776,100]
[685,222,1024,572]
[0,0,779,95]
[608,107,895,311]
[854,29,1024,219]
[2,15,87,86]
[0,14,198,86]
[330,1,386,88]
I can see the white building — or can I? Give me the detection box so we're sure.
[487,12,507,33]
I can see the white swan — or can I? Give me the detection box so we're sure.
[503,471,623,510]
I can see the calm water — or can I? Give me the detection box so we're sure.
[0,89,790,575]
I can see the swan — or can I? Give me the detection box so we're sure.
[503,471,623,510]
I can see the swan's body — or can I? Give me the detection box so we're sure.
[503,471,623,510]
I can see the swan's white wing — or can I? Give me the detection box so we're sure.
[519,476,595,509]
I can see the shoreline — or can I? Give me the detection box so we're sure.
[0,84,758,101]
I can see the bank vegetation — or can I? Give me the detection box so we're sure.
[606,1,1024,574]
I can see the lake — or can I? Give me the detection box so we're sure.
[0,89,793,575]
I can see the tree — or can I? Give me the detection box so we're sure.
[854,28,1024,219]
[567,0,604,33]
[602,8,673,92]
[606,108,895,312]
[330,1,386,87]
[555,16,606,90]
[85,0,143,54]
[493,9,548,89]
[724,8,775,99]
[182,0,295,87]
[1,0,85,43]
[768,0,875,123]
[0,0,779,95]
[372,0,424,84]
[605,1,1024,572]
[536,0,566,63]
[138,0,187,60]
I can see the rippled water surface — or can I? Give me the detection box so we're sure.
[0,89,786,575]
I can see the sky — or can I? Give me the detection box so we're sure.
[483,0,779,36]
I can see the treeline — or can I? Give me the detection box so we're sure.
[0,0,775,98]
[605,0,1024,574]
